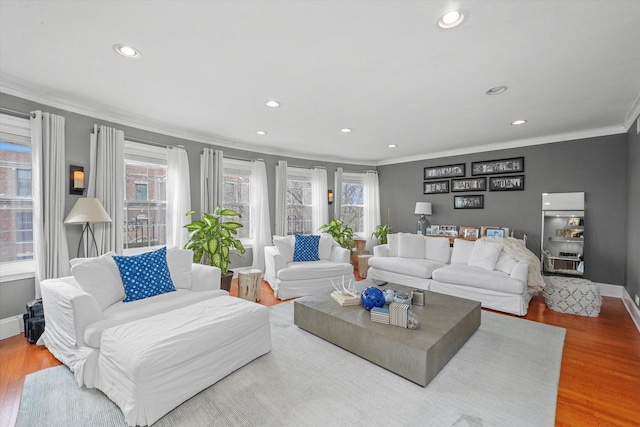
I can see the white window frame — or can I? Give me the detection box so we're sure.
[341,172,365,235]
[123,141,168,255]
[222,158,252,247]
[286,167,313,235]
[0,114,35,282]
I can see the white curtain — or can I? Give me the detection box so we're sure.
[363,171,381,251]
[31,111,70,298]
[311,167,328,233]
[250,160,271,273]
[166,146,191,248]
[200,148,223,212]
[274,160,287,236]
[88,124,124,256]
[334,167,343,220]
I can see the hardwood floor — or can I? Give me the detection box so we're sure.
[1,275,639,427]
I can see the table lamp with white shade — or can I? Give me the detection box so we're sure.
[64,198,112,257]
[414,202,432,235]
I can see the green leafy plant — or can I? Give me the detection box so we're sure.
[371,224,393,245]
[318,219,355,249]
[183,207,246,276]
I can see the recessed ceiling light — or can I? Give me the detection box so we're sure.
[511,119,527,126]
[340,128,352,133]
[438,10,465,28]
[485,86,508,95]
[256,131,267,135]
[388,144,397,148]
[113,44,141,59]
[265,100,280,108]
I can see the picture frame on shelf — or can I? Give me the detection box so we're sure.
[489,175,525,191]
[451,177,486,192]
[424,163,465,180]
[423,180,450,194]
[459,226,479,238]
[454,195,484,209]
[567,217,581,226]
[486,228,505,238]
[428,225,440,235]
[471,157,525,176]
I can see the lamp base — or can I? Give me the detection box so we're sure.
[417,215,430,235]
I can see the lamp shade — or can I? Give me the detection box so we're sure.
[414,202,432,216]
[64,198,112,224]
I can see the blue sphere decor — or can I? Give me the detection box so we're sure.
[360,287,385,311]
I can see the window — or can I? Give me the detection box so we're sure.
[0,113,34,279]
[341,173,364,234]
[286,168,313,234]
[123,142,167,251]
[222,159,251,240]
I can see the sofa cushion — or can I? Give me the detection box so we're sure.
[425,237,451,263]
[387,233,399,257]
[368,256,446,279]
[293,234,321,262]
[495,250,519,275]
[398,233,425,259]
[166,247,193,290]
[431,264,526,294]
[113,247,176,303]
[70,251,125,311]
[318,234,336,261]
[273,235,295,263]
[277,260,353,281]
[467,240,503,271]
[450,238,475,264]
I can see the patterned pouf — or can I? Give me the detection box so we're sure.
[543,276,602,317]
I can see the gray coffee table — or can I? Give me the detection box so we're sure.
[294,285,480,387]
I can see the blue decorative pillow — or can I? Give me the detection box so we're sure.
[112,246,176,302]
[293,234,321,262]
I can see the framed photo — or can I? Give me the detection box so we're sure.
[486,228,505,238]
[451,177,486,192]
[424,163,465,180]
[454,195,484,209]
[423,180,450,194]
[567,218,580,226]
[471,157,525,176]
[460,226,479,238]
[489,175,525,191]
[428,225,440,235]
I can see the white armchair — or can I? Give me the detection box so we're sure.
[264,235,354,299]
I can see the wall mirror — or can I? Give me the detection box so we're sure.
[541,192,585,276]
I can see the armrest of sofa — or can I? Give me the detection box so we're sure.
[372,244,389,257]
[510,261,529,284]
[265,245,286,276]
[40,277,103,348]
[330,246,350,264]
[190,263,222,291]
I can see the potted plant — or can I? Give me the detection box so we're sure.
[371,224,392,245]
[184,207,246,292]
[318,219,355,249]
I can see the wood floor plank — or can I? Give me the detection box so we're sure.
[1,280,639,427]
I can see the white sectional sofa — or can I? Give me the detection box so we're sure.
[367,233,544,316]
[264,234,354,299]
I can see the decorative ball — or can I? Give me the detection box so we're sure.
[360,287,385,311]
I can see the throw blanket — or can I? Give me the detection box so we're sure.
[482,236,545,294]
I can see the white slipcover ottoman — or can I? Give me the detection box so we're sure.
[543,276,601,317]
[96,296,272,426]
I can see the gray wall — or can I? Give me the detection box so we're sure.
[627,116,640,307]
[378,134,628,286]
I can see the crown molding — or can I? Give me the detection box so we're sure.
[623,94,640,131]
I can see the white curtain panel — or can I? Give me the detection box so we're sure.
[88,124,124,256]
[200,148,223,212]
[363,171,381,251]
[311,167,328,233]
[274,160,287,236]
[250,160,271,273]
[31,111,70,298]
[334,167,343,220]
[166,146,191,248]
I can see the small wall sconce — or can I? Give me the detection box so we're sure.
[328,189,334,205]
[70,165,85,195]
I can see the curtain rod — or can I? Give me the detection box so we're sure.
[343,169,378,174]
[224,154,264,162]
[91,127,184,149]
[0,107,35,119]
[289,165,326,170]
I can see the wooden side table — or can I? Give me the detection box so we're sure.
[358,254,373,278]
[238,269,262,302]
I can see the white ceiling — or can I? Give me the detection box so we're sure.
[1,1,639,165]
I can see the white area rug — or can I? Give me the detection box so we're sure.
[17,302,565,427]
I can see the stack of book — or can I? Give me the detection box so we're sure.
[370,307,390,324]
[389,302,409,328]
[331,291,360,306]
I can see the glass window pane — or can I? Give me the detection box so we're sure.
[286,173,313,235]
[222,165,251,239]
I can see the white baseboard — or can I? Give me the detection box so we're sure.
[0,314,23,340]
[594,282,624,298]
[622,288,640,333]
